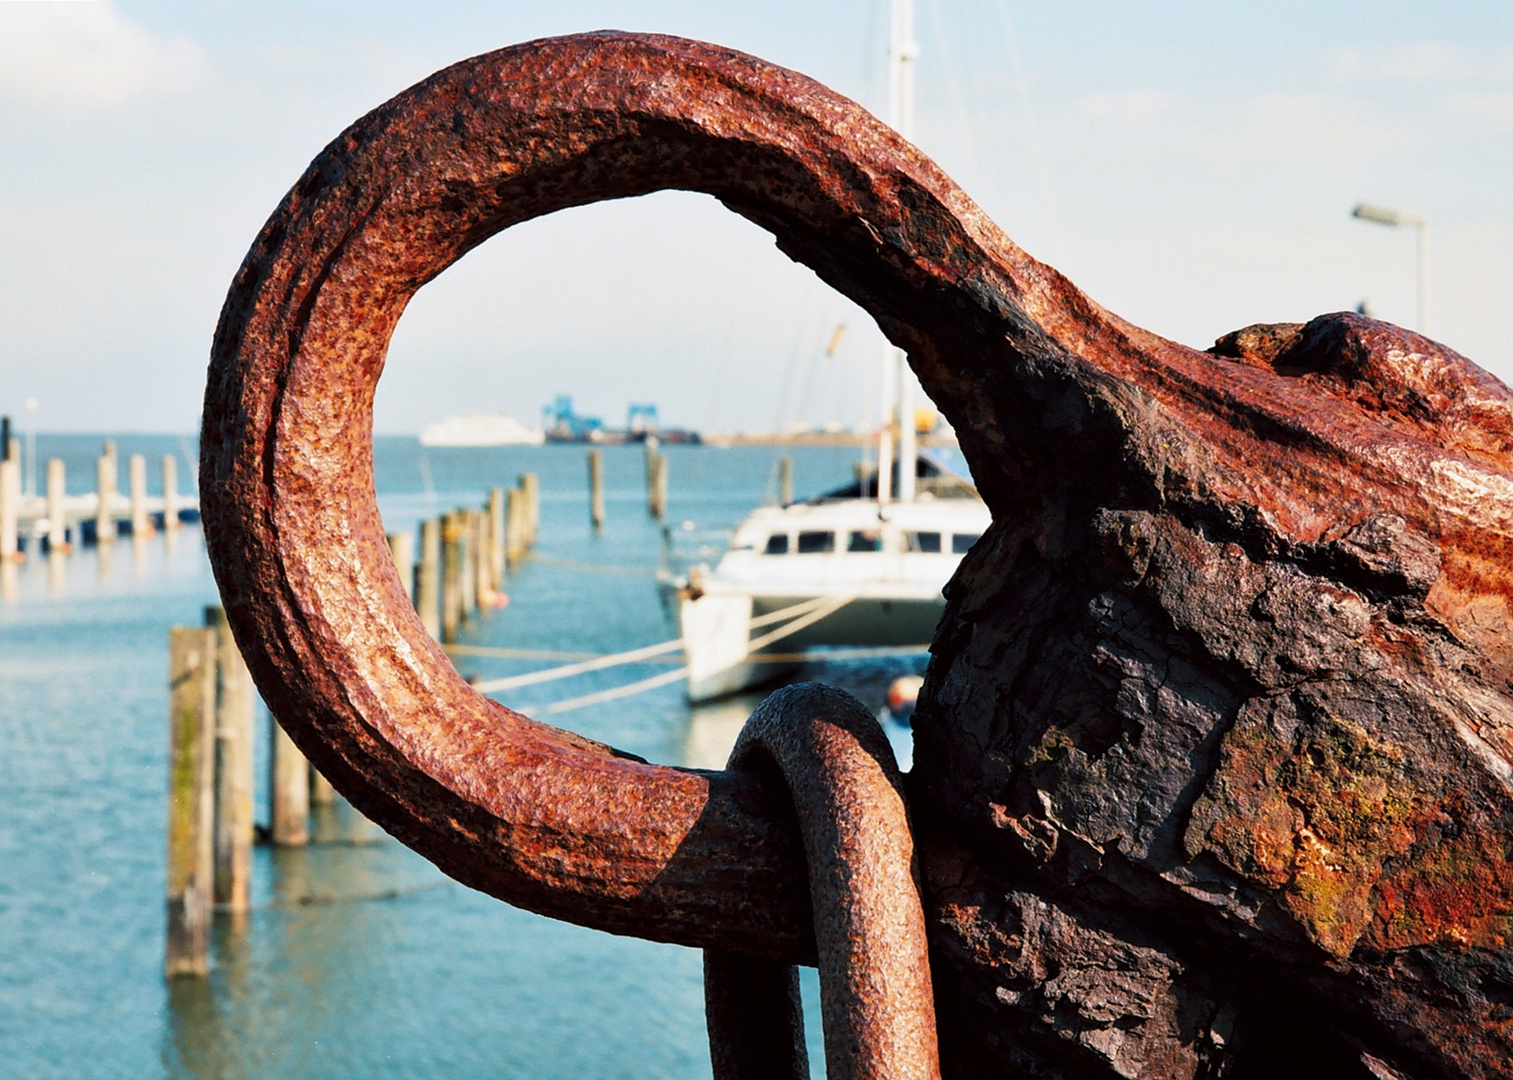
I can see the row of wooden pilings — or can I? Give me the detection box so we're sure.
[395,474,540,644]
[0,437,187,562]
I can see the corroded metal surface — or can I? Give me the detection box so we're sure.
[203,31,1513,1079]
[704,684,938,1080]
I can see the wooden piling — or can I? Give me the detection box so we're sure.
[778,455,793,506]
[649,452,668,520]
[96,441,118,545]
[471,508,494,610]
[0,444,18,563]
[207,607,254,914]
[417,518,441,639]
[441,512,463,642]
[459,509,477,619]
[487,487,507,587]
[46,458,66,552]
[309,761,338,807]
[520,472,540,546]
[162,455,181,531]
[129,453,153,537]
[588,450,605,529]
[166,626,217,976]
[505,488,527,567]
[269,714,310,846]
[387,530,415,605]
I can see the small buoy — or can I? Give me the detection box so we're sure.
[492,592,510,609]
[886,675,924,716]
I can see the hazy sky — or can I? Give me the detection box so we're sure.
[1,1,1510,435]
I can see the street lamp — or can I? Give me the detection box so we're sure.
[1351,202,1427,334]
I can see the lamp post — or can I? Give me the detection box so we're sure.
[1352,202,1427,334]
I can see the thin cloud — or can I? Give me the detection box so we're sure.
[0,2,208,114]
[1329,43,1513,86]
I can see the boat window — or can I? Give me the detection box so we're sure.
[847,530,883,553]
[905,531,941,553]
[763,533,789,555]
[797,531,836,554]
[952,532,981,554]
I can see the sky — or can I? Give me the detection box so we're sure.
[1,1,1510,436]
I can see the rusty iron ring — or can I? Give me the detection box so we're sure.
[704,683,939,1080]
[201,29,1028,961]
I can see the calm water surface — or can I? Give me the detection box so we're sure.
[0,437,934,1079]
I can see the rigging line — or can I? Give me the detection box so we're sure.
[923,0,985,184]
[449,645,615,662]
[993,0,1064,249]
[469,595,843,695]
[542,667,689,714]
[539,595,859,714]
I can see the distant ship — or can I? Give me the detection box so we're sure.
[419,413,546,447]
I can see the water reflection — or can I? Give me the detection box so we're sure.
[681,694,764,769]
[1,559,15,603]
[48,547,66,596]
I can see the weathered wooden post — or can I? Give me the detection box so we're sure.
[440,512,463,642]
[505,487,527,567]
[0,438,18,563]
[129,453,153,538]
[649,452,668,520]
[309,762,338,807]
[166,625,217,976]
[417,518,441,639]
[471,508,494,609]
[95,441,117,545]
[387,530,415,604]
[269,716,310,846]
[487,487,507,586]
[458,508,477,619]
[587,449,605,529]
[162,455,180,531]
[520,472,540,547]
[46,458,66,552]
[778,455,793,506]
[206,607,254,914]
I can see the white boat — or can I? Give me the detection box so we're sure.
[419,413,546,447]
[669,453,990,701]
[669,1,990,702]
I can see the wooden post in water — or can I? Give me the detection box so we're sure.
[643,436,659,517]
[505,488,527,567]
[309,761,338,807]
[417,518,441,639]
[207,607,254,914]
[487,487,507,588]
[587,450,605,529]
[162,455,180,532]
[96,441,118,545]
[0,439,18,563]
[779,455,793,506]
[166,625,217,976]
[459,509,477,619]
[521,472,540,547]
[46,458,67,552]
[387,530,415,605]
[129,453,153,537]
[269,715,310,846]
[649,452,669,520]
[441,512,463,642]
[472,508,494,609]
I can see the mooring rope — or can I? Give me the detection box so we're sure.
[468,593,854,696]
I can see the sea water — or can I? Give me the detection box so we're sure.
[0,437,931,1079]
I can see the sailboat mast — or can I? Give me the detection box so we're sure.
[881,0,919,505]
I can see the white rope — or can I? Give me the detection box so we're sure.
[468,594,844,695]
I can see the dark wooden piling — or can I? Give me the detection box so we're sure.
[269,716,310,847]
[588,450,605,529]
[778,455,793,506]
[417,518,440,639]
[0,442,17,563]
[520,472,540,546]
[649,452,668,520]
[167,626,217,976]
[207,606,254,914]
[441,512,463,642]
[505,488,526,567]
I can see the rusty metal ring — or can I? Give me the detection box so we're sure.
[201,30,1015,960]
[704,683,939,1080]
